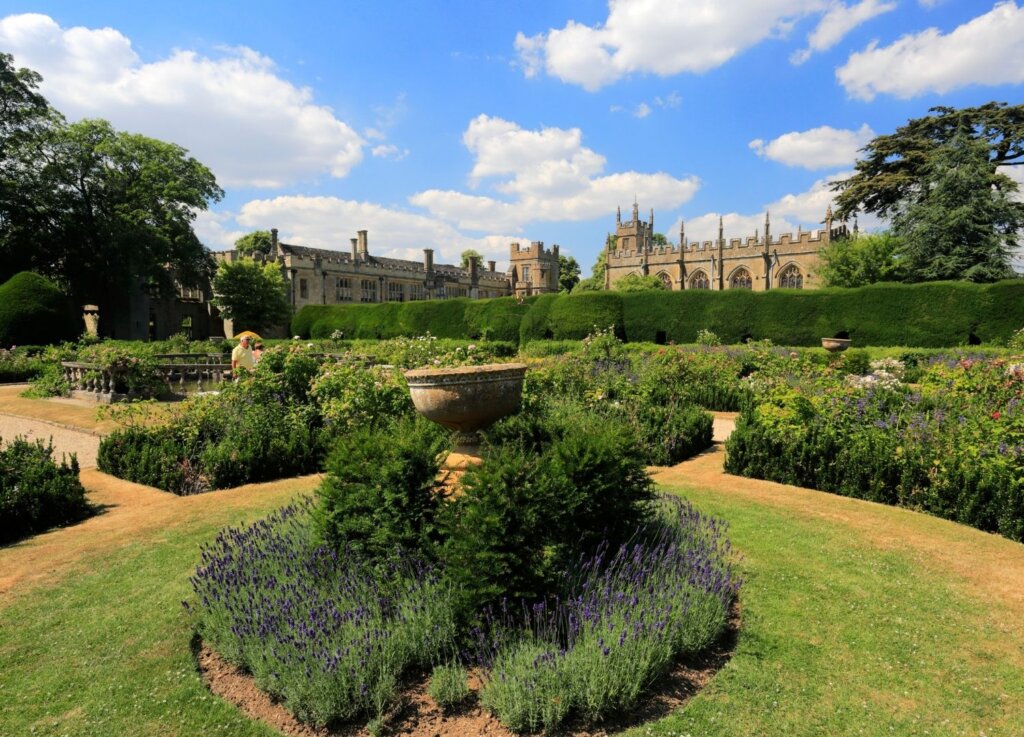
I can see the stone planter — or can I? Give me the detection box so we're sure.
[404,362,528,446]
[821,337,851,353]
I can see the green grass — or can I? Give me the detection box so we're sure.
[2,479,1022,736]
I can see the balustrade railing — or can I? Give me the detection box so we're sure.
[61,359,232,403]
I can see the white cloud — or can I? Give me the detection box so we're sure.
[654,91,682,108]
[410,115,699,231]
[0,13,365,188]
[515,0,832,90]
[371,144,409,161]
[203,196,533,270]
[791,0,897,64]
[633,102,652,118]
[837,2,1024,100]
[750,123,874,169]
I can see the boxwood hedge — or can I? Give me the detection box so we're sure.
[292,279,1024,347]
[0,272,79,347]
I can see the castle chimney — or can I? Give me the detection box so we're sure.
[423,248,434,273]
[350,238,358,262]
[271,228,279,252]
[488,260,496,272]
[357,230,369,259]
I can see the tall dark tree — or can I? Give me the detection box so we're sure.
[892,132,1021,282]
[0,54,59,281]
[0,57,223,315]
[833,102,1024,220]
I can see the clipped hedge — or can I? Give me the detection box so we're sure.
[0,272,79,347]
[293,280,1024,347]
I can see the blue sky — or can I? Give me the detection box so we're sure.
[2,1,1022,275]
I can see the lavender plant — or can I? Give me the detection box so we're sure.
[188,498,458,727]
[477,496,740,732]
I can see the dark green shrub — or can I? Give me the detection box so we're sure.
[314,416,449,559]
[0,272,79,347]
[463,298,530,342]
[518,293,559,342]
[611,402,713,465]
[97,426,194,493]
[443,410,654,615]
[1,437,89,543]
[547,292,624,340]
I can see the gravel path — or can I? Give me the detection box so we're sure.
[0,413,101,467]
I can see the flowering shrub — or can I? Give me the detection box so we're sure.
[189,499,458,727]
[0,347,48,383]
[726,353,1024,541]
[476,497,739,733]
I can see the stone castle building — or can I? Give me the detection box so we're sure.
[605,202,851,291]
[216,228,560,316]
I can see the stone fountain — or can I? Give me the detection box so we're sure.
[404,362,528,470]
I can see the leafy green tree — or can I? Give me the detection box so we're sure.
[234,230,273,256]
[460,249,483,268]
[613,273,667,292]
[833,102,1024,220]
[211,258,291,333]
[558,254,580,292]
[651,232,668,246]
[575,248,609,291]
[0,58,223,312]
[892,132,1021,282]
[818,232,906,287]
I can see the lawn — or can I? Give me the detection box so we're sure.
[2,456,1021,736]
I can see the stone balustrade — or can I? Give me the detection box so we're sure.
[61,358,232,403]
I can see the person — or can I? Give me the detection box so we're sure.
[231,335,254,376]
[253,341,264,364]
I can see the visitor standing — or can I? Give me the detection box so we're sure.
[253,341,264,364]
[231,335,254,376]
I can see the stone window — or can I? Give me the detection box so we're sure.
[409,284,426,301]
[522,265,531,284]
[387,282,404,302]
[299,278,309,299]
[689,271,710,289]
[730,268,752,290]
[779,264,803,289]
[335,277,352,302]
[360,279,377,303]
[657,272,672,289]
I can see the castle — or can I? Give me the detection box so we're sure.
[605,202,851,291]
[216,229,560,316]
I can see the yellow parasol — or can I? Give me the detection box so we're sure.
[234,330,262,341]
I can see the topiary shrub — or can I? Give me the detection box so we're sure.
[1,437,89,543]
[313,416,449,560]
[0,272,79,347]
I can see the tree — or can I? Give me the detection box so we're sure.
[818,232,906,287]
[235,230,273,256]
[0,58,223,312]
[558,255,580,293]
[651,232,668,246]
[892,132,1021,282]
[460,249,483,268]
[211,258,291,333]
[612,273,667,292]
[833,102,1024,220]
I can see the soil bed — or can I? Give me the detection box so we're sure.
[196,608,740,737]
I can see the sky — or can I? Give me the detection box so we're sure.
[2,0,1023,275]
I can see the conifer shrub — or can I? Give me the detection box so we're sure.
[0,272,79,347]
[1,437,89,543]
[314,416,449,560]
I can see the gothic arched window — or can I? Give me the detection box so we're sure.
[779,264,803,289]
[730,268,753,290]
[657,271,673,289]
[689,271,710,290]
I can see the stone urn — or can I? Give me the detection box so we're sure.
[821,337,851,353]
[404,362,528,448]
